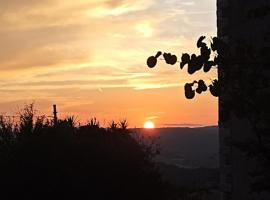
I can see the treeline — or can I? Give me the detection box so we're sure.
[0,105,170,200]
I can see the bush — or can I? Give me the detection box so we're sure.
[0,106,169,200]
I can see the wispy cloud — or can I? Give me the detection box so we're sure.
[0,0,217,126]
[162,123,204,127]
[145,116,159,120]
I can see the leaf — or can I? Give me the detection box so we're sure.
[163,53,171,64]
[196,87,203,94]
[203,61,215,72]
[195,55,204,71]
[211,37,219,51]
[169,55,177,65]
[188,54,203,74]
[197,36,206,48]
[180,53,190,69]
[184,83,195,99]
[200,45,211,62]
[196,80,207,94]
[147,56,157,68]
[188,63,197,74]
[209,79,220,97]
[198,80,208,92]
[184,83,193,91]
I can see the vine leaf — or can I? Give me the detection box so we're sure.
[170,55,177,65]
[197,36,206,48]
[146,36,221,99]
[211,37,219,51]
[209,79,220,97]
[180,53,190,69]
[184,83,195,99]
[164,53,177,65]
[188,54,203,74]
[147,56,157,68]
[195,80,207,94]
[203,61,215,72]
[147,51,163,68]
[198,80,208,92]
[200,45,211,62]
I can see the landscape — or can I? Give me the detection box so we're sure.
[1,0,270,200]
[0,106,219,199]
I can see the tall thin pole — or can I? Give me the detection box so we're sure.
[53,104,58,126]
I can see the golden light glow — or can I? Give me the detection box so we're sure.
[0,0,218,128]
[135,21,153,38]
[144,121,155,129]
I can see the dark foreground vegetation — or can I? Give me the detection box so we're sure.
[0,105,219,200]
[0,105,170,200]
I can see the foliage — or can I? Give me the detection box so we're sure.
[147,36,222,99]
[147,35,270,194]
[0,105,171,200]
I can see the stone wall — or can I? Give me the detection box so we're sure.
[217,1,270,200]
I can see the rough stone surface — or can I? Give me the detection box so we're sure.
[217,0,270,200]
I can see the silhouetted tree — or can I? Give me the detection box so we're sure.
[0,105,171,200]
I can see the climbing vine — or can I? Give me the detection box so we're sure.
[146,35,270,193]
[146,36,224,99]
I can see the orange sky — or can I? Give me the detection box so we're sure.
[0,0,217,127]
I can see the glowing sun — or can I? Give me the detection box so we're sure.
[144,121,155,129]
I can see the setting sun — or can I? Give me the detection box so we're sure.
[144,121,155,129]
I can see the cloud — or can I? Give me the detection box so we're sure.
[0,0,217,126]
[145,116,159,120]
[87,0,154,17]
[181,1,195,6]
[162,123,204,127]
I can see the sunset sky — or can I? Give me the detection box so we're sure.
[0,0,217,127]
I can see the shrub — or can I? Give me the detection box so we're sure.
[0,106,169,200]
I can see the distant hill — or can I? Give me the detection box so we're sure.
[157,162,219,188]
[158,162,220,200]
[135,126,219,168]
[134,127,219,200]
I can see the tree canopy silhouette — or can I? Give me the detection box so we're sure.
[0,105,170,200]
